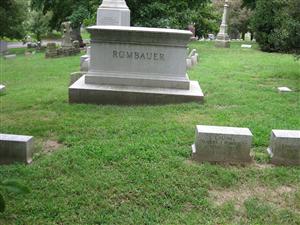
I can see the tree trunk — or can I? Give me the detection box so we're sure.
[71,26,84,47]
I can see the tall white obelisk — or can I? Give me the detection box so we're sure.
[215,0,230,48]
[97,0,130,26]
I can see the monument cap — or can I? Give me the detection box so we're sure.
[99,0,129,9]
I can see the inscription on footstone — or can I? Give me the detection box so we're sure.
[268,130,300,166]
[192,125,253,163]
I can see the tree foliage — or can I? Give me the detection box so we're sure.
[252,0,300,55]
[24,10,52,41]
[0,0,27,39]
[31,0,219,38]
[126,0,219,36]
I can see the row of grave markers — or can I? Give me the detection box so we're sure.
[192,125,300,166]
[1,125,299,166]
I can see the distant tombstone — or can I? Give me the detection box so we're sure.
[192,125,253,163]
[0,84,6,93]
[45,43,57,58]
[267,130,300,166]
[241,44,252,48]
[0,41,8,54]
[186,58,192,69]
[245,32,251,41]
[61,22,73,49]
[278,87,292,92]
[215,0,230,48]
[0,134,34,164]
[4,54,16,60]
[188,23,197,40]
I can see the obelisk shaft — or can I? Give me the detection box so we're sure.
[97,0,130,26]
[215,0,230,48]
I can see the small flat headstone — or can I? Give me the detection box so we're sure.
[267,130,300,166]
[0,134,34,164]
[4,54,16,60]
[192,125,253,164]
[278,87,292,92]
[0,84,5,93]
[186,58,192,69]
[241,44,252,48]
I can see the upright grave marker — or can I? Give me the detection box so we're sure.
[267,130,300,166]
[192,125,253,163]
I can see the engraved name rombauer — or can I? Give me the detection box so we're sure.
[113,50,165,61]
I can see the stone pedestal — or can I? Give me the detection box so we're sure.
[97,0,130,26]
[69,26,204,105]
[215,0,230,48]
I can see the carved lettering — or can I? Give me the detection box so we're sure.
[112,50,165,61]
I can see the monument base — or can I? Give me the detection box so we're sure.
[215,39,230,48]
[69,75,204,105]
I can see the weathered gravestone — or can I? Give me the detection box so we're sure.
[0,134,34,164]
[69,0,204,105]
[267,130,300,166]
[192,125,253,163]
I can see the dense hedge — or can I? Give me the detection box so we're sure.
[252,0,300,55]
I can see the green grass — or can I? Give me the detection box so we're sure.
[0,41,299,224]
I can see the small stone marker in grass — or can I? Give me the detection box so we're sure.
[278,87,292,92]
[267,130,300,166]
[192,125,253,164]
[0,84,5,93]
[0,134,34,164]
[241,44,252,48]
[4,54,16,60]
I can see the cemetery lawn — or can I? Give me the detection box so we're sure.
[1,41,300,225]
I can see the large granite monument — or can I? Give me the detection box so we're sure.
[215,0,230,48]
[69,0,203,105]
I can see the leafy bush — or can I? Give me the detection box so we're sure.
[0,180,29,213]
[252,0,300,56]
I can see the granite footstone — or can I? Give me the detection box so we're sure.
[267,130,300,166]
[192,125,253,164]
[0,134,34,164]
